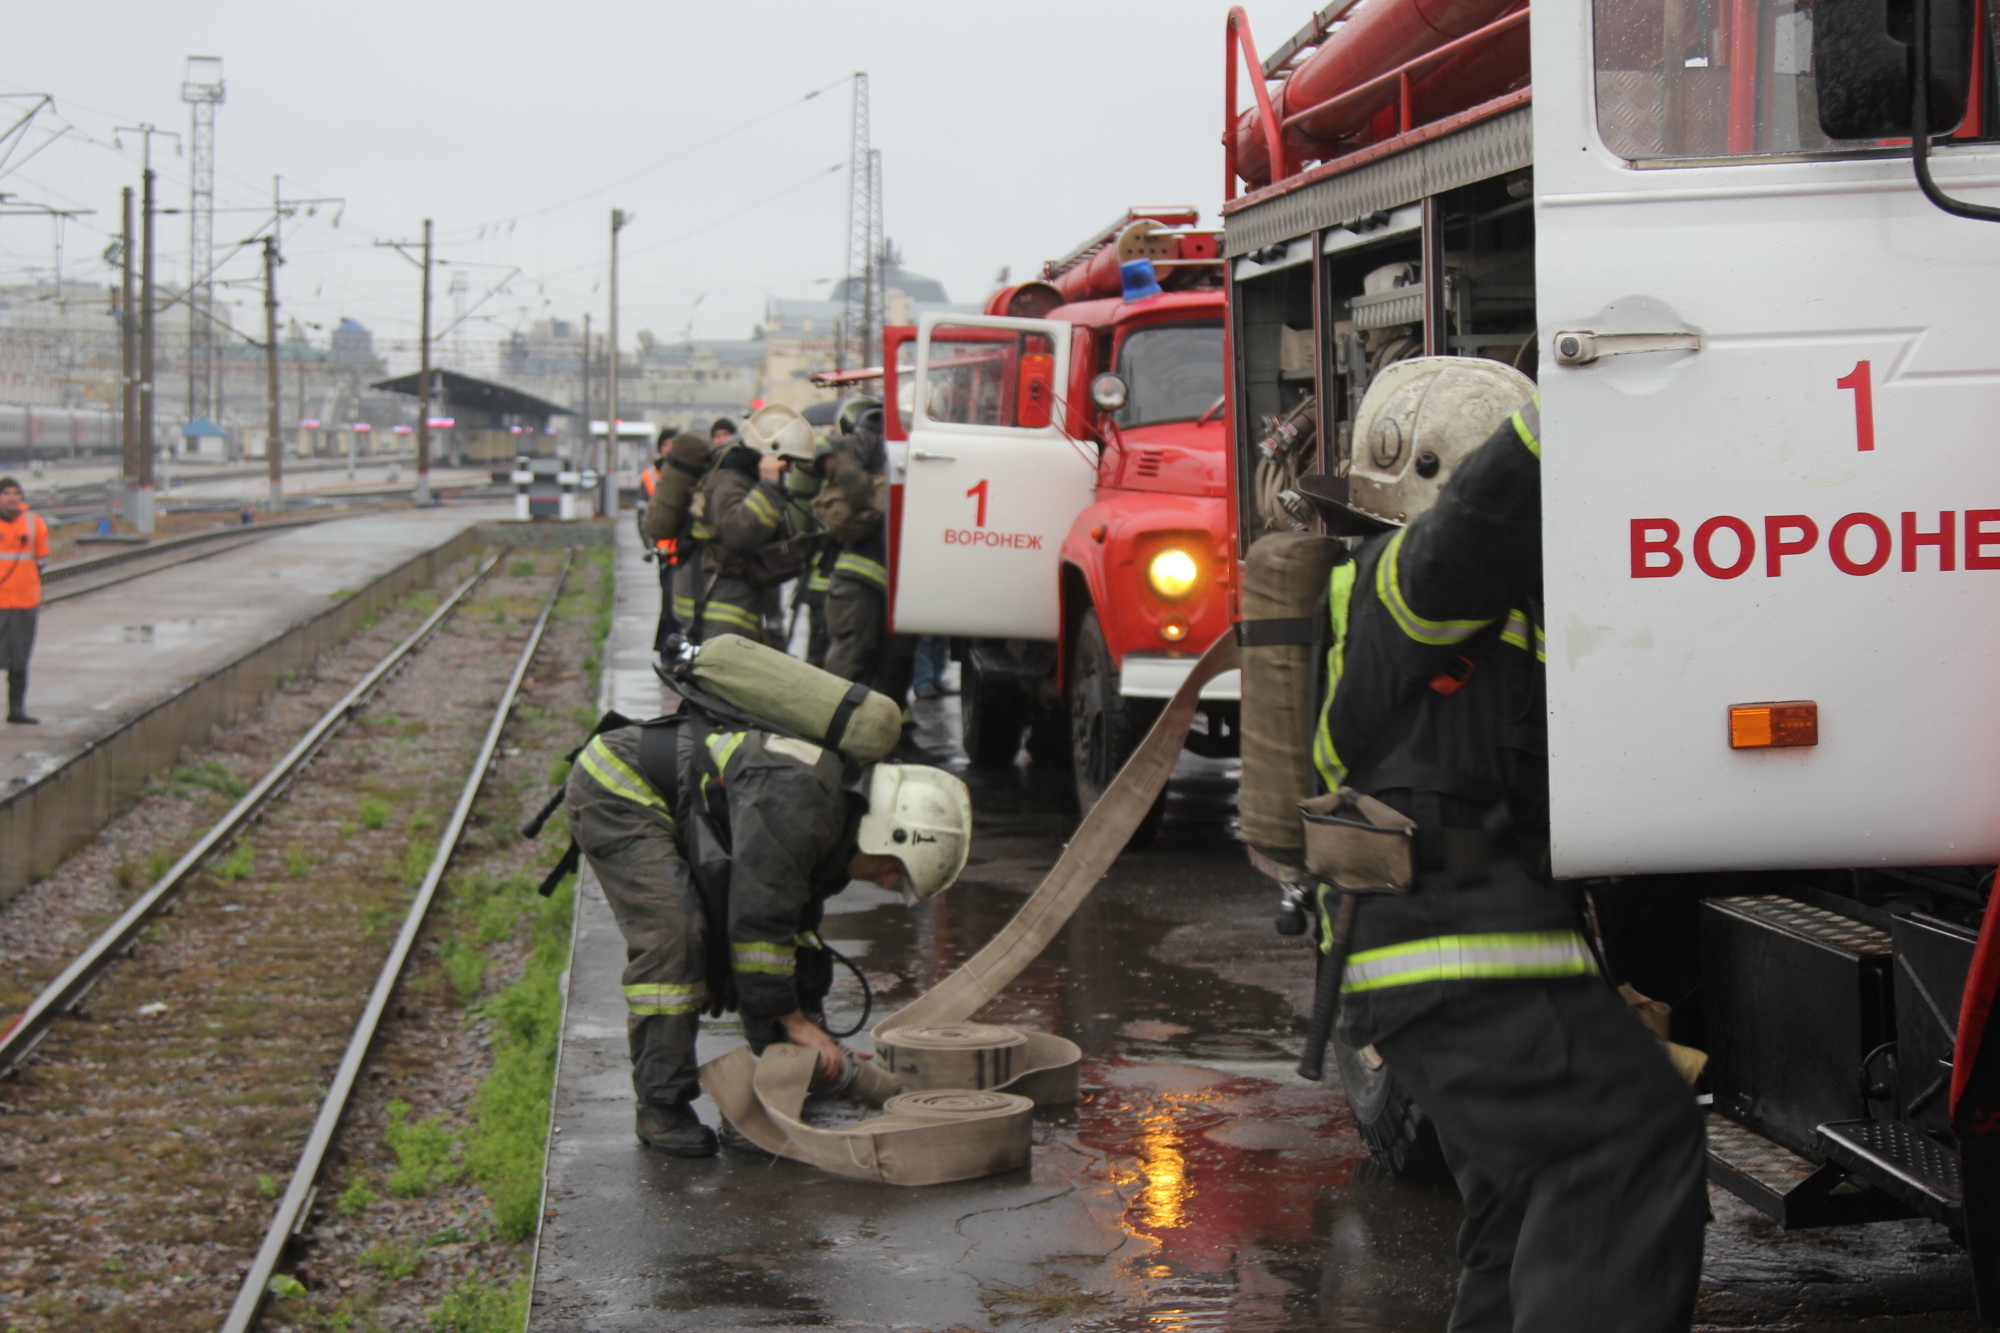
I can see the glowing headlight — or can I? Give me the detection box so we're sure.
[1147,549,1199,600]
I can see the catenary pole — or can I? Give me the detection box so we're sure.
[137,165,157,534]
[416,218,433,506]
[119,186,136,516]
[264,235,282,512]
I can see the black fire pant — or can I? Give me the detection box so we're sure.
[653,554,680,652]
[0,607,36,716]
[825,577,915,707]
[1375,978,1707,1333]
[673,563,764,645]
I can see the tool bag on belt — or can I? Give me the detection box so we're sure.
[1236,532,1345,876]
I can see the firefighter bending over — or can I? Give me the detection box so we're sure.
[1301,358,1705,1331]
[561,712,972,1156]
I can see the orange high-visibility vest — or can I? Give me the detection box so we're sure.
[0,508,49,610]
[639,467,676,555]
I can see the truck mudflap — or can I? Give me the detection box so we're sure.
[1954,901,2000,1321]
[1117,651,1241,701]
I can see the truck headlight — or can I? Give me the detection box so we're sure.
[1147,548,1198,600]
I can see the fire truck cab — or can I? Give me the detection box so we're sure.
[1223,0,2000,1312]
[880,210,1238,826]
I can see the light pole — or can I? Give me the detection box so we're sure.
[606,208,632,517]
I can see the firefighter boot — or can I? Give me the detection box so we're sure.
[634,1102,717,1158]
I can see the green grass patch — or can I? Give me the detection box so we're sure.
[463,877,574,1240]
[508,559,536,579]
[216,840,255,883]
[442,940,486,1004]
[359,1238,424,1280]
[402,839,436,887]
[358,797,389,830]
[384,1100,463,1197]
[284,846,315,878]
[328,588,358,600]
[255,1173,280,1199]
[149,759,248,801]
[429,1275,527,1332]
[336,1177,379,1215]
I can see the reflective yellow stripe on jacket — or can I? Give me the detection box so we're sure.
[1511,392,1541,457]
[696,599,762,634]
[833,552,887,590]
[741,487,781,529]
[578,736,673,819]
[1311,560,1359,790]
[1498,609,1546,663]
[732,940,795,976]
[1378,527,1494,647]
[1342,930,1596,993]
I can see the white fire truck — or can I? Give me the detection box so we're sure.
[1220,0,2000,1313]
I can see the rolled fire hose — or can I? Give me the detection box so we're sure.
[700,631,1244,1184]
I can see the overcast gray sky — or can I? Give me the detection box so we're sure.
[1,0,1299,353]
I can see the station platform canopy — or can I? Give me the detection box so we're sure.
[370,369,571,425]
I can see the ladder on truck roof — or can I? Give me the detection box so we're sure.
[1042,207,1200,281]
[1259,0,1368,79]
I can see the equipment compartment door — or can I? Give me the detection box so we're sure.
[893,313,1091,639]
[1534,0,2000,875]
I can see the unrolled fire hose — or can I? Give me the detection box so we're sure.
[700,632,1243,1185]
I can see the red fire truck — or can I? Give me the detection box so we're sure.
[877,210,1237,830]
[1220,0,2000,1313]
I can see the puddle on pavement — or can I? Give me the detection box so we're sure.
[630,710,1463,1332]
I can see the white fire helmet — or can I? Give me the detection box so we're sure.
[743,402,818,463]
[1345,356,1537,527]
[855,763,973,900]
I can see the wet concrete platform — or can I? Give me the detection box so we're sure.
[0,503,506,792]
[531,522,1979,1332]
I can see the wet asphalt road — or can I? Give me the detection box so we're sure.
[531,688,1981,1332]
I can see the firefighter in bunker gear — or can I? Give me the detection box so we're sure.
[564,716,972,1156]
[818,405,917,717]
[673,410,817,645]
[639,429,683,651]
[1303,363,1705,1332]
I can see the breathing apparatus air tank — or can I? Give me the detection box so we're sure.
[1236,531,1347,874]
[643,431,713,547]
[674,633,903,764]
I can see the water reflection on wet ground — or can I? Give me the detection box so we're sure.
[532,694,1978,1331]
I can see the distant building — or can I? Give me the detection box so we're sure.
[330,317,377,374]
[762,248,977,410]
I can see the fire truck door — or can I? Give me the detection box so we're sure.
[892,313,1092,639]
[1534,0,2000,877]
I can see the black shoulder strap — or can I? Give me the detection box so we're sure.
[825,681,872,751]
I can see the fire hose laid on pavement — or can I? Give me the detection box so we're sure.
[700,632,1243,1185]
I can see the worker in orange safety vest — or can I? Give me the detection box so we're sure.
[0,477,50,724]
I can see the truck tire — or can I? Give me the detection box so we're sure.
[1069,610,1167,842]
[1333,1034,1450,1181]
[1026,701,1072,769]
[961,659,1028,768]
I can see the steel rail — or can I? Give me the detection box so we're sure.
[222,553,573,1333]
[0,551,502,1079]
[43,530,279,603]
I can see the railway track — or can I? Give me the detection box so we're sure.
[0,549,576,1329]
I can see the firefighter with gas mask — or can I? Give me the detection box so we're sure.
[674,403,819,644]
[1294,358,1704,1331]
[559,710,973,1157]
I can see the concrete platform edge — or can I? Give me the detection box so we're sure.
[0,518,614,903]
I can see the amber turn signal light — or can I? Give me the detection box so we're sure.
[1728,701,1818,750]
[1160,619,1189,643]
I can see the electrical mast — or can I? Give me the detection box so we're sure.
[841,74,885,378]
[182,56,225,422]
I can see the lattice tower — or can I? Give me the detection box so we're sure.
[181,56,224,420]
[841,74,883,375]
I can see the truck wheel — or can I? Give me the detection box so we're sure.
[1334,1035,1450,1181]
[961,660,1028,768]
[1026,702,1072,769]
[1069,610,1167,842]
